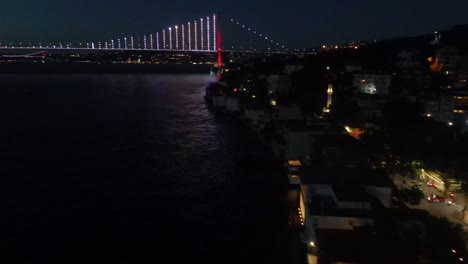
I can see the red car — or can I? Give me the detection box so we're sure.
[427,182,435,187]
[427,194,445,202]
[449,192,456,198]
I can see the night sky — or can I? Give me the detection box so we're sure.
[1,0,468,48]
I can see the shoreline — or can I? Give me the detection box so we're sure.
[0,63,212,74]
[207,103,279,163]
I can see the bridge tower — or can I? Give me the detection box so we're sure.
[216,14,222,73]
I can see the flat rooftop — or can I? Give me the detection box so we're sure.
[300,165,394,188]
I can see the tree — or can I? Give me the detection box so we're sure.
[400,188,424,205]
[462,182,468,223]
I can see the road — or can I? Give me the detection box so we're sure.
[393,174,467,229]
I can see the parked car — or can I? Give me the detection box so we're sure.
[427,194,445,202]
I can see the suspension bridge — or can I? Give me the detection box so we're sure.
[0,14,289,71]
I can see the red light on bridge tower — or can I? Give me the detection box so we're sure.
[216,14,222,73]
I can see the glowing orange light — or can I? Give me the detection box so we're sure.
[430,57,442,72]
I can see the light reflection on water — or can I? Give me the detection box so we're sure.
[0,74,287,263]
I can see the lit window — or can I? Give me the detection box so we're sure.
[288,160,301,166]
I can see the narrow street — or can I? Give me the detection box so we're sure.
[393,173,468,253]
[393,174,467,229]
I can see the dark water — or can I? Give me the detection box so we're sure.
[0,74,288,263]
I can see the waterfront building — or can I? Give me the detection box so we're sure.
[272,120,347,160]
[271,105,303,121]
[422,95,454,124]
[355,95,385,121]
[353,73,392,95]
[265,74,292,95]
[243,107,270,131]
[289,163,425,263]
[284,64,304,74]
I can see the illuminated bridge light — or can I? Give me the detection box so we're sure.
[156,32,160,50]
[169,27,172,50]
[175,26,179,50]
[0,14,287,54]
[150,34,153,50]
[200,18,204,50]
[207,16,210,50]
[213,14,216,50]
[188,22,191,50]
[181,24,185,50]
[194,21,197,50]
